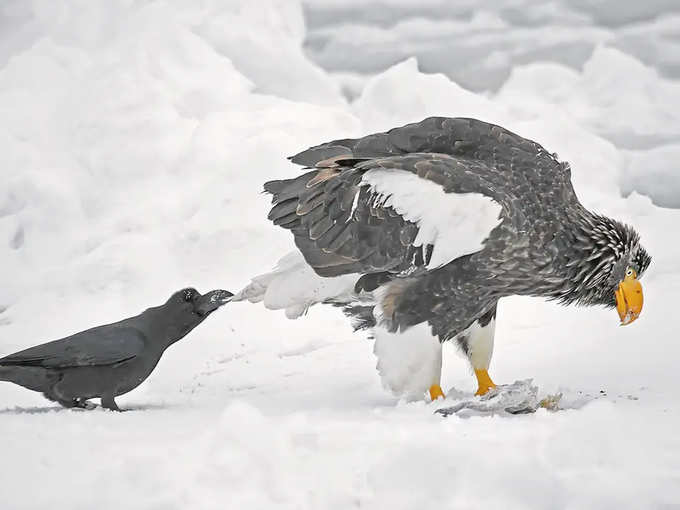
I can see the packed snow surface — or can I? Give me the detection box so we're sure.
[1,1,679,509]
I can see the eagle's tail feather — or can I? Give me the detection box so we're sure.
[232,252,359,319]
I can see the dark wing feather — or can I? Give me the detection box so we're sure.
[266,152,498,278]
[0,325,146,368]
[289,117,570,183]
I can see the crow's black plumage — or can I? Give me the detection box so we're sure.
[244,117,651,399]
[0,288,232,410]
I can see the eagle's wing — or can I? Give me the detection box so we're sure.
[0,325,146,368]
[273,117,575,281]
[265,152,504,279]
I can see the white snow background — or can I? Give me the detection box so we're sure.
[1,1,679,508]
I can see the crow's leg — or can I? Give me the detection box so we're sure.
[43,391,77,409]
[46,382,96,410]
[43,382,77,408]
[43,392,95,409]
[101,395,123,412]
[73,398,97,410]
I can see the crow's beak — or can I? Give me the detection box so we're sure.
[615,274,643,326]
[196,290,233,316]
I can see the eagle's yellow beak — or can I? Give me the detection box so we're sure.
[615,272,643,326]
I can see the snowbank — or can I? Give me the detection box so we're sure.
[303,0,680,90]
[352,57,509,132]
[498,47,680,148]
[622,144,680,208]
[0,0,359,332]
[496,47,680,208]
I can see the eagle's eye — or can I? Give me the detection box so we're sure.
[625,267,635,278]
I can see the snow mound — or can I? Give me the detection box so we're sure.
[498,46,680,149]
[622,144,680,208]
[352,57,509,132]
[303,0,680,91]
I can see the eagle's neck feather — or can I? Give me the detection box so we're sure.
[543,210,639,306]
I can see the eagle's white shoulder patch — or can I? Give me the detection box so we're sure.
[360,169,502,268]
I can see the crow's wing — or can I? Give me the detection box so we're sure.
[0,324,146,368]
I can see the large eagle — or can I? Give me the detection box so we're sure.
[234,117,651,400]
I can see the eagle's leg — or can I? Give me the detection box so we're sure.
[428,340,445,401]
[429,383,445,401]
[474,369,496,396]
[462,308,497,396]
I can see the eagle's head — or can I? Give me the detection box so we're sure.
[562,214,651,325]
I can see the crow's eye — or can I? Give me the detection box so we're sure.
[183,289,195,302]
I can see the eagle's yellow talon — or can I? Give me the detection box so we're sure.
[429,384,445,401]
[474,369,496,396]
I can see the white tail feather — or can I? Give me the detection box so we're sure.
[233,252,359,319]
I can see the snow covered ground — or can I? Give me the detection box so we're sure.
[1,1,679,508]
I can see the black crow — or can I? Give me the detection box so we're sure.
[0,288,232,411]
